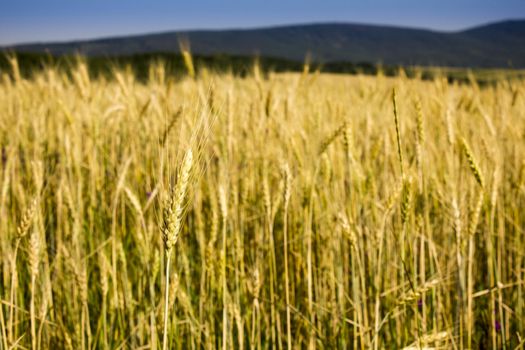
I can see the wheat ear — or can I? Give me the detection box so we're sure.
[392,88,404,178]
[460,137,484,188]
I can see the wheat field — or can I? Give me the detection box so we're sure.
[1,57,524,349]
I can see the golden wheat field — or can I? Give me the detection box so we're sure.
[1,57,524,349]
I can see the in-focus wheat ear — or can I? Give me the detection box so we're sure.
[162,149,193,255]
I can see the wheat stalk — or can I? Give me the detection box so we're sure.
[218,183,229,350]
[281,162,292,350]
[28,228,41,350]
[161,149,193,350]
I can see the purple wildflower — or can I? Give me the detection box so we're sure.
[495,320,501,332]
[417,298,423,310]
[1,147,6,167]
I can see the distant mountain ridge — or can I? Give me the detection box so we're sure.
[3,19,525,68]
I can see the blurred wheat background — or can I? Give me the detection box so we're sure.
[1,56,524,349]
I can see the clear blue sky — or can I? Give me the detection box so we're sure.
[1,0,524,45]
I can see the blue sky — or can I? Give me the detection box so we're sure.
[1,0,524,45]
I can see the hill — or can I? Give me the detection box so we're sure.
[3,20,525,68]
